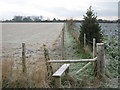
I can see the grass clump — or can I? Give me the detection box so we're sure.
[2,56,50,88]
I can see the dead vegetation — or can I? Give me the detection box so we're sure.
[2,55,49,88]
[2,30,63,88]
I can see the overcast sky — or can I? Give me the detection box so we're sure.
[0,0,119,20]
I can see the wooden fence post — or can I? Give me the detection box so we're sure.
[93,38,96,58]
[84,33,86,48]
[96,43,105,80]
[22,43,27,74]
[62,27,65,60]
[43,44,53,80]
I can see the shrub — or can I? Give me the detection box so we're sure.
[80,6,103,46]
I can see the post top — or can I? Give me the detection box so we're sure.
[96,43,104,46]
[22,43,25,45]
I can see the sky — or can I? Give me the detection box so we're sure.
[0,0,119,20]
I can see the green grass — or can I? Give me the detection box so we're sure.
[63,25,95,88]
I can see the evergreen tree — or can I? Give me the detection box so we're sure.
[80,6,103,46]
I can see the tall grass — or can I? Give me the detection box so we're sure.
[2,56,50,88]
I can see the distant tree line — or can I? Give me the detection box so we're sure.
[97,19,118,23]
[2,16,65,22]
[2,15,118,23]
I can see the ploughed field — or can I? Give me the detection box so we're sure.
[2,23,63,44]
[2,23,64,56]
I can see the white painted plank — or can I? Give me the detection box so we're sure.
[52,64,70,77]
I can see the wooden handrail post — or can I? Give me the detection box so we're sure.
[96,43,105,80]
[84,33,86,48]
[22,43,27,74]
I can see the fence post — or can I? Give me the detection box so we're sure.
[22,43,27,74]
[93,38,96,58]
[43,44,53,80]
[84,33,86,48]
[62,27,65,60]
[96,43,105,80]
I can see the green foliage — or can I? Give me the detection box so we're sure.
[23,17,32,22]
[104,37,118,78]
[12,16,23,22]
[80,6,103,46]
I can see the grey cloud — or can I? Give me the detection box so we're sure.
[1,0,118,20]
[94,2,118,16]
[43,3,117,19]
[44,7,85,18]
[42,1,118,19]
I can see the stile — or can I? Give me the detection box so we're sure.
[53,64,70,88]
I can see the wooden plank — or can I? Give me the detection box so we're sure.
[52,64,70,77]
[76,62,92,74]
[48,57,97,63]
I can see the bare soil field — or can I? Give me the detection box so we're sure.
[2,23,64,56]
[2,23,63,44]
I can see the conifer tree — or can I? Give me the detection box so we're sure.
[80,6,103,46]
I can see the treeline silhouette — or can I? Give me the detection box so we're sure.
[2,16,65,22]
[1,15,118,23]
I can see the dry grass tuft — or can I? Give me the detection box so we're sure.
[2,56,50,88]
